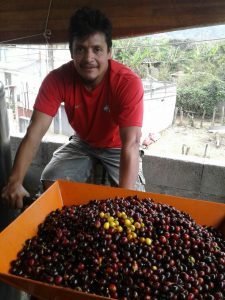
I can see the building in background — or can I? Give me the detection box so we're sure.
[0,44,72,137]
[141,78,177,145]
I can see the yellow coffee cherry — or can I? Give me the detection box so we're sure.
[127,228,132,234]
[103,222,110,230]
[131,232,137,239]
[140,237,146,243]
[188,256,195,265]
[114,220,119,226]
[117,226,123,232]
[121,212,127,219]
[109,221,115,228]
[127,233,133,240]
[124,219,131,226]
[134,222,141,229]
[130,225,136,232]
[99,212,105,218]
[145,238,152,246]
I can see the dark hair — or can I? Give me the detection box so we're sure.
[68,7,112,54]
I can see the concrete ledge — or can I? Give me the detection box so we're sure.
[10,135,225,203]
[143,155,203,192]
[201,164,225,196]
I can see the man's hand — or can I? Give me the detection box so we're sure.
[1,181,30,209]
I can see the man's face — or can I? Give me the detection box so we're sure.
[72,32,111,88]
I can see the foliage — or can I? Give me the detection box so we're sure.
[177,73,225,116]
[113,37,225,117]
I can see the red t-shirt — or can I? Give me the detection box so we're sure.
[34,60,143,148]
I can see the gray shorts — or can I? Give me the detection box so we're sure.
[41,136,145,191]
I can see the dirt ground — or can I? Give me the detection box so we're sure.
[143,118,225,164]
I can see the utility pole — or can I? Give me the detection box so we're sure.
[47,45,54,72]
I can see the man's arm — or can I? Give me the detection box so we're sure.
[119,126,142,189]
[1,110,53,209]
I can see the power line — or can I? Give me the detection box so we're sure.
[0,33,44,44]
[1,35,225,51]
[0,45,69,51]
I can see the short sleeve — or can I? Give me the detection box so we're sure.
[116,75,144,128]
[33,71,63,117]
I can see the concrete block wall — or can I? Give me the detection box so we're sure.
[143,154,225,203]
[10,136,225,203]
[10,136,62,195]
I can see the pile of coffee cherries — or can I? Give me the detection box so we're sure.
[10,196,225,299]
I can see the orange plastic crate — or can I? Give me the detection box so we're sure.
[0,180,224,300]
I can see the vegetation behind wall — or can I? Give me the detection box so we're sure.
[113,37,225,117]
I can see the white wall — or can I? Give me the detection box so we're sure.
[142,84,177,140]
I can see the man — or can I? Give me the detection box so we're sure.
[1,7,145,209]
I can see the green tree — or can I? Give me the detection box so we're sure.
[177,72,225,116]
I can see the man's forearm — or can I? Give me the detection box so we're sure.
[119,144,139,189]
[9,134,41,184]
[1,110,52,208]
[9,111,52,185]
